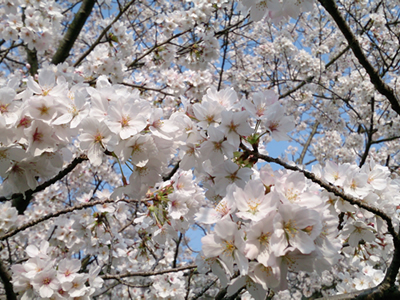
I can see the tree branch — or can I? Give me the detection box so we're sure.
[120,82,175,96]
[0,197,125,241]
[296,121,319,165]
[0,42,15,66]
[371,136,400,144]
[101,264,196,280]
[359,98,375,168]
[0,155,88,214]
[127,29,191,69]
[192,278,219,300]
[162,161,180,181]
[172,232,183,268]
[25,45,38,77]
[317,0,400,116]
[51,0,96,65]
[240,144,399,244]
[0,259,17,300]
[243,145,400,299]
[217,3,234,92]
[73,0,136,67]
[279,45,350,99]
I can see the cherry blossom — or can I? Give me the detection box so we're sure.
[78,117,118,166]
[0,0,399,299]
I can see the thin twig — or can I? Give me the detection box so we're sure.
[172,233,183,268]
[0,198,139,241]
[120,82,175,96]
[318,0,400,116]
[73,0,136,67]
[296,121,319,165]
[192,278,219,300]
[101,264,196,280]
[279,45,350,99]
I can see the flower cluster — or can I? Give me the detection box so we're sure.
[11,241,103,299]
[0,69,181,200]
[0,0,63,53]
[198,165,341,298]
[196,157,400,298]
[0,65,297,299]
[1,0,399,298]
[0,201,18,235]
[179,87,295,200]
[239,0,314,22]
[150,272,187,299]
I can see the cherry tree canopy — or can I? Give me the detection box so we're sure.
[0,0,400,299]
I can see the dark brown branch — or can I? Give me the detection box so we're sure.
[162,161,180,181]
[0,42,23,55]
[25,45,38,76]
[0,42,15,66]
[0,155,88,215]
[172,233,183,268]
[318,0,400,116]
[0,259,17,300]
[3,55,27,67]
[51,0,96,65]
[376,232,400,295]
[217,19,250,36]
[218,32,229,91]
[215,286,228,300]
[184,269,194,300]
[371,136,400,144]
